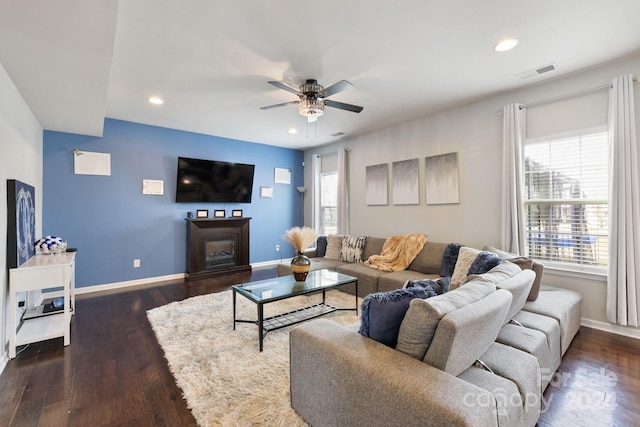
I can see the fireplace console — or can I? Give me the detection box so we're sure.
[186,218,251,279]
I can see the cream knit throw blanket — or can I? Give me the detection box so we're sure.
[364,233,428,272]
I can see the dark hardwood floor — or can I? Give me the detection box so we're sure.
[1,267,638,426]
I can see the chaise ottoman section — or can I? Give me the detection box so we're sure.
[523,286,582,355]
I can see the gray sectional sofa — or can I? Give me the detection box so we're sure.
[285,235,583,427]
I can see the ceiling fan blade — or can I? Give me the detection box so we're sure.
[267,81,301,96]
[321,80,353,98]
[260,101,299,110]
[324,99,363,113]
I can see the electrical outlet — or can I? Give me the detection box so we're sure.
[275,245,280,251]
[134,259,141,268]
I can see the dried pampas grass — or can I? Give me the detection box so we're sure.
[283,226,317,253]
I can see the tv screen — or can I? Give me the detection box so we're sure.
[176,157,255,203]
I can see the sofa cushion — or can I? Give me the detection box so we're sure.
[496,323,554,392]
[450,247,502,290]
[523,285,582,355]
[359,286,438,347]
[339,235,367,262]
[458,342,541,427]
[361,237,386,260]
[325,235,343,260]
[377,271,440,293]
[424,289,512,376]
[407,241,449,275]
[466,263,534,323]
[315,235,327,257]
[335,263,387,297]
[395,279,496,360]
[484,245,544,301]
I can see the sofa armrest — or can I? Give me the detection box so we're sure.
[290,319,499,427]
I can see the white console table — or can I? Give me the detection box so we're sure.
[8,252,76,359]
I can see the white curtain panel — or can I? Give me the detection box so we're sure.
[501,103,527,254]
[607,74,640,327]
[337,148,350,235]
[310,154,321,232]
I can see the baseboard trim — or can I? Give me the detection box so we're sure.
[581,318,640,340]
[43,261,283,298]
[44,273,187,298]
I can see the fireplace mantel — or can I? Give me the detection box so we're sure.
[186,218,251,279]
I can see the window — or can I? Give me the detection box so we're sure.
[320,172,338,235]
[524,128,608,269]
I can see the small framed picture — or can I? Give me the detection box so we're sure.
[196,209,209,218]
[214,209,226,218]
[231,209,243,217]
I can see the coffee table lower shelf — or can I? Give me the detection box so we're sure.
[232,270,359,351]
[235,301,346,351]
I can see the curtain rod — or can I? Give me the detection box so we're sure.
[497,76,638,115]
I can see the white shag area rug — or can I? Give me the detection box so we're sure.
[147,289,361,427]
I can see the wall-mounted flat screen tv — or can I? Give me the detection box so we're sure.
[176,157,255,203]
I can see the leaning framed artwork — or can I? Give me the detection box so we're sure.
[7,179,36,268]
[196,209,209,218]
[425,152,460,205]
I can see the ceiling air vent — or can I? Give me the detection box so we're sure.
[331,132,346,137]
[516,63,556,80]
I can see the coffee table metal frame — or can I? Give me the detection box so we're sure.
[232,269,358,351]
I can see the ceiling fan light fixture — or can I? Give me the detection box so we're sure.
[298,98,324,118]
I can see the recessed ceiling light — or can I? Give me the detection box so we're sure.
[288,128,298,134]
[494,38,519,52]
[148,96,164,105]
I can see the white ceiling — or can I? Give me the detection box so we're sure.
[1,0,640,150]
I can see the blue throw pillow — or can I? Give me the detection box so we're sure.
[440,243,462,277]
[405,277,450,295]
[315,236,327,257]
[468,251,502,275]
[359,287,437,347]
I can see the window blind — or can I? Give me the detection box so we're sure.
[524,129,609,268]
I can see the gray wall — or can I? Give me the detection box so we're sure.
[305,55,640,338]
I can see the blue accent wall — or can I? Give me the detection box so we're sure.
[43,119,303,288]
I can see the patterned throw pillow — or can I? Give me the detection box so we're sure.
[339,236,367,263]
[324,235,343,260]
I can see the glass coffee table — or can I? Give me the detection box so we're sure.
[232,269,358,351]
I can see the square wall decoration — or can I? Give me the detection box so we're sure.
[392,158,419,205]
[365,163,388,205]
[425,152,459,205]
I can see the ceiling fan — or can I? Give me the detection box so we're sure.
[261,79,363,122]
